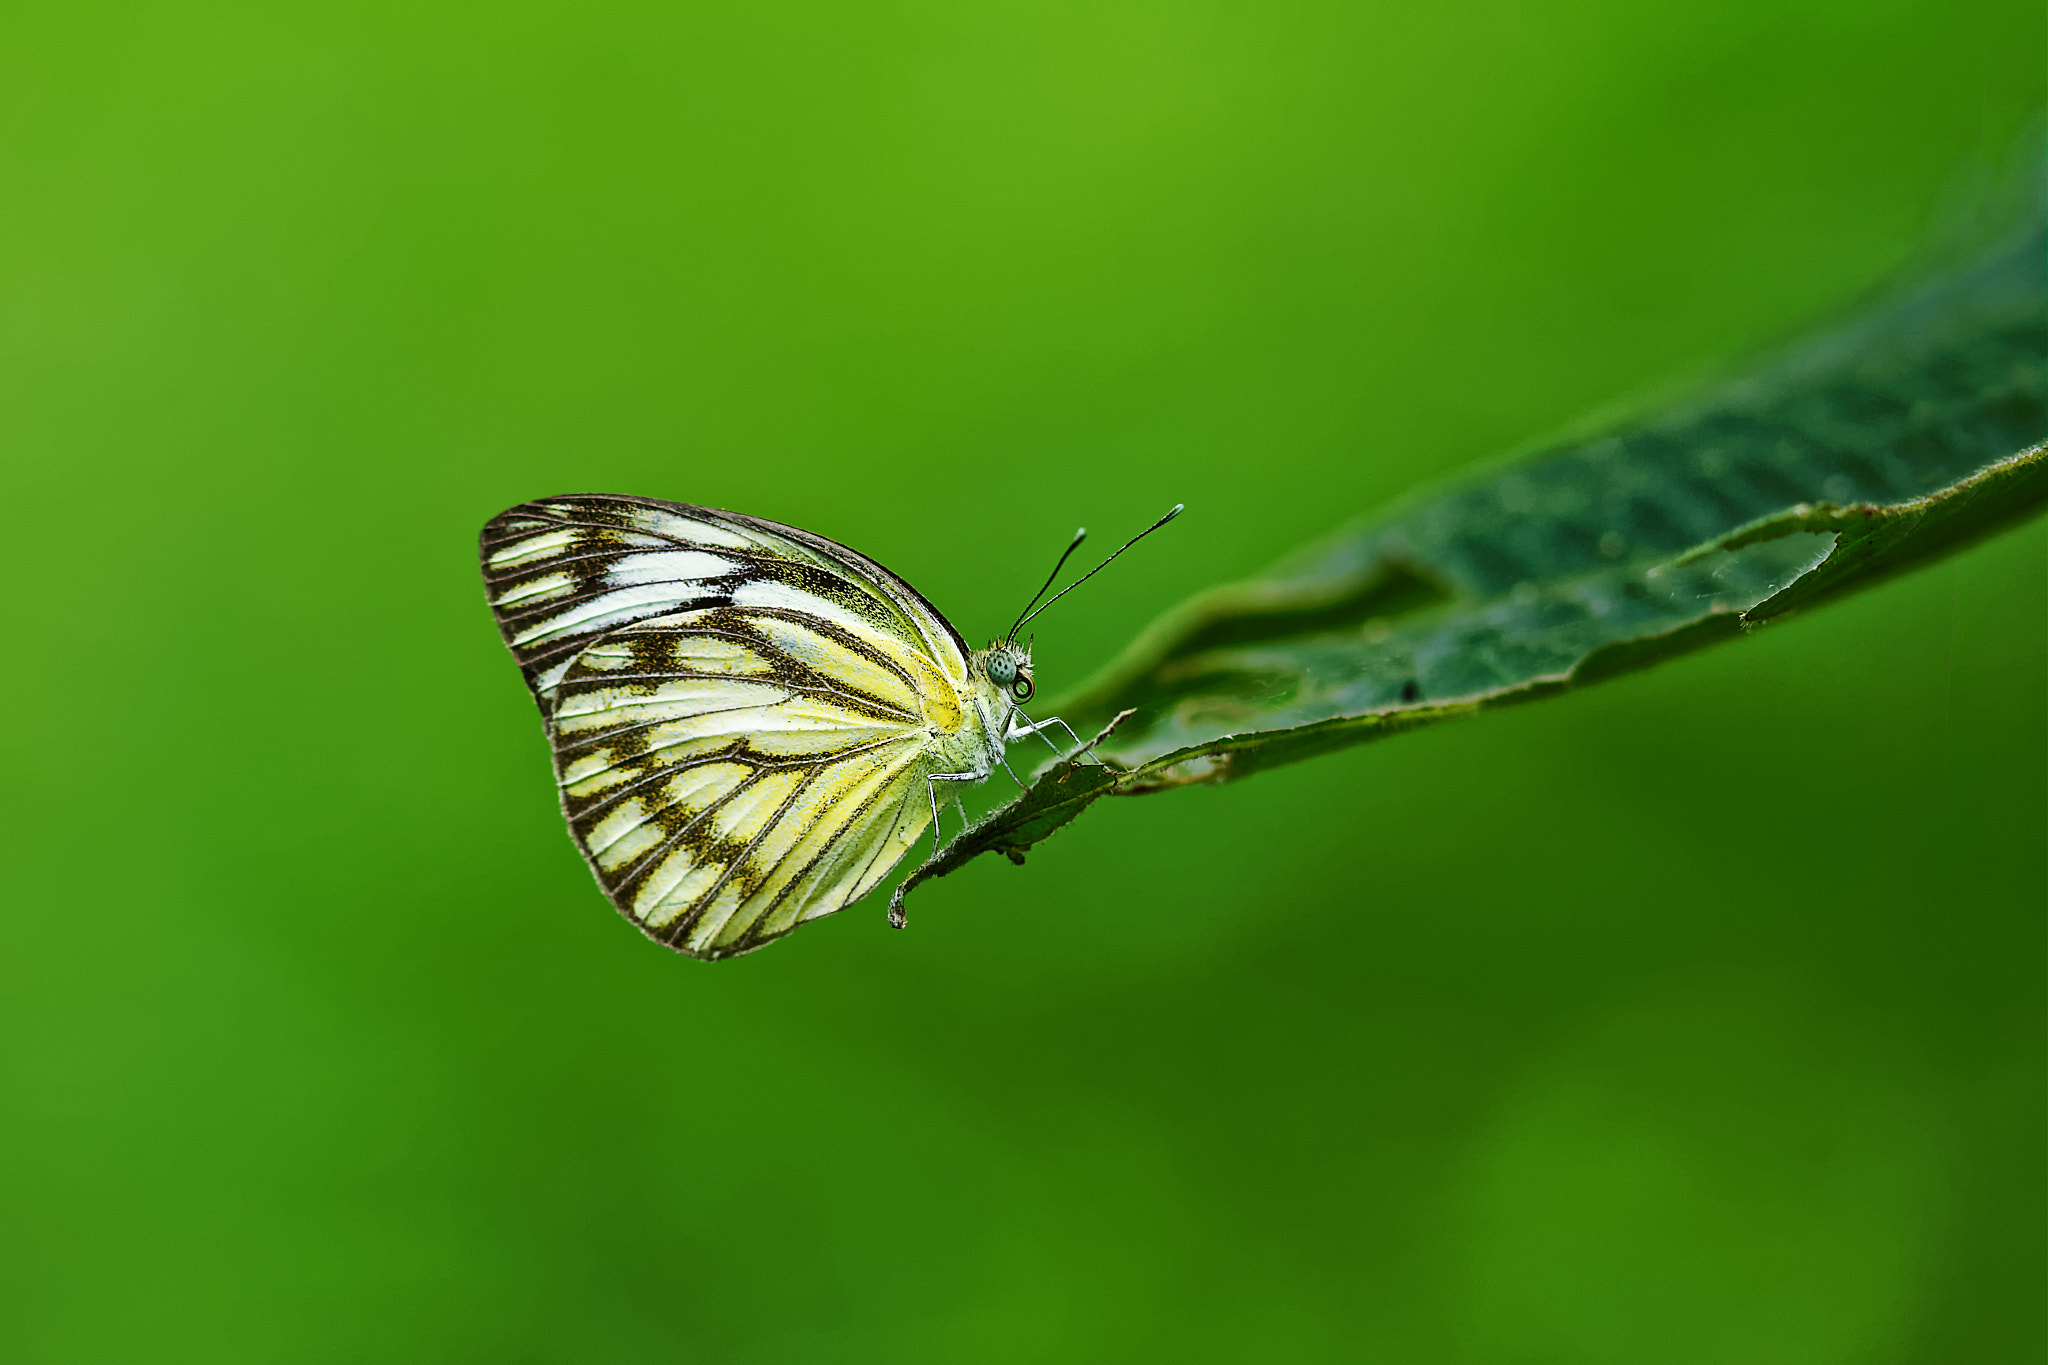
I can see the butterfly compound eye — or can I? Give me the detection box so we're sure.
[986,654,1017,686]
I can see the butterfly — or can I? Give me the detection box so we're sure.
[479,493,1180,960]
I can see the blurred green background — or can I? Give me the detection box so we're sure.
[2,0,2042,1359]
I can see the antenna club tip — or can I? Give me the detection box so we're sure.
[1166,503,1185,519]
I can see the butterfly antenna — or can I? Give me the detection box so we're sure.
[1013,503,1183,634]
[1007,526,1090,642]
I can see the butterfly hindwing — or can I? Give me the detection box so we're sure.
[480,495,975,959]
[549,608,936,956]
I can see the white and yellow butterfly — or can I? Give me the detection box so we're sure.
[480,494,1179,960]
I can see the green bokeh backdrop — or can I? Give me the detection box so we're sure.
[2,1,2041,1360]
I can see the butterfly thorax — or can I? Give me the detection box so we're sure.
[922,638,1031,779]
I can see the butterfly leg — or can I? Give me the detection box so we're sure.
[926,770,982,859]
[1005,708,1105,766]
[892,771,983,930]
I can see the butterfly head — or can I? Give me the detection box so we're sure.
[981,639,1035,703]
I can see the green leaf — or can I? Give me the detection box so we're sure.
[895,213,2048,917]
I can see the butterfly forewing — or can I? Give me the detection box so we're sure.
[480,494,972,959]
[481,495,970,707]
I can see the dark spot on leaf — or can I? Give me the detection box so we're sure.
[1399,679,1421,703]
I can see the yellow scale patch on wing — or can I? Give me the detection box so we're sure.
[661,635,780,676]
[710,769,807,844]
[509,550,735,650]
[550,679,789,735]
[585,797,653,861]
[611,506,762,553]
[633,848,719,926]
[577,761,751,873]
[628,767,803,932]
[707,747,928,952]
[659,762,757,816]
[747,615,918,715]
[728,580,919,671]
[640,863,724,930]
[567,632,778,699]
[486,527,579,569]
[591,808,665,873]
[613,764,757,920]
[904,650,964,733]
[581,700,916,765]
[492,571,576,608]
[742,696,918,757]
[559,735,732,797]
